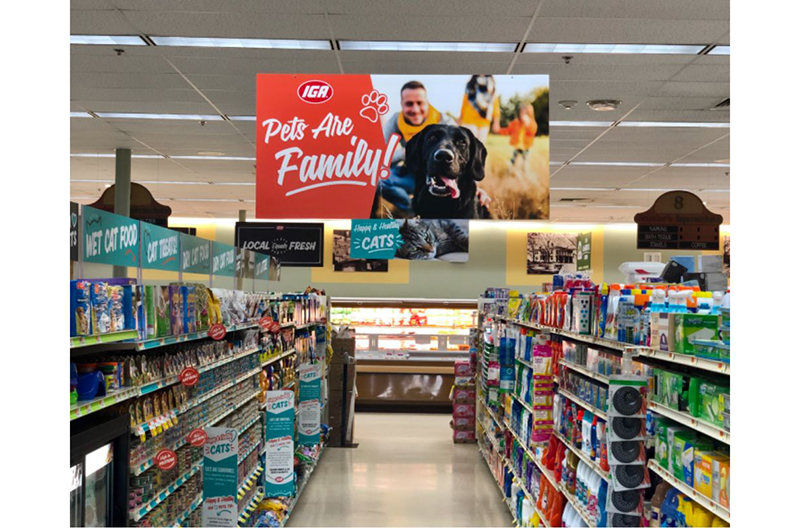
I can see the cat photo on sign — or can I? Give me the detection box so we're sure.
[527,232,577,274]
[333,230,389,272]
[394,219,469,262]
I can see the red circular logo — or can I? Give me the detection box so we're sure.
[187,428,207,447]
[259,317,273,331]
[297,80,334,104]
[208,324,227,341]
[155,449,177,470]
[179,367,199,387]
[270,322,281,334]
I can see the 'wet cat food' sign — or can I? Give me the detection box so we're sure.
[350,220,403,259]
[257,74,399,219]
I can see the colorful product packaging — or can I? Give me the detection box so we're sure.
[155,285,170,338]
[712,455,730,508]
[672,431,714,486]
[70,280,92,337]
[144,285,156,338]
[169,284,183,335]
[90,282,111,334]
[674,314,721,355]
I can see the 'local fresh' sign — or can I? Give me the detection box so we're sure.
[350,220,402,259]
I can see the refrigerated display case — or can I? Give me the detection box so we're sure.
[331,298,476,409]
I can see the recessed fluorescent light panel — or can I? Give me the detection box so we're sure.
[707,45,730,55]
[618,121,730,128]
[523,43,704,54]
[339,40,517,52]
[70,112,93,118]
[150,37,331,50]
[228,116,257,122]
[70,153,165,159]
[93,112,224,121]
[669,162,730,168]
[171,155,255,161]
[551,121,613,127]
[70,35,147,46]
[570,161,664,167]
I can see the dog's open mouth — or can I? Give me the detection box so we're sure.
[426,175,461,199]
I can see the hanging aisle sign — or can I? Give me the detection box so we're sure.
[634,191,723,250]
[264,391,295,497]
[576,232,592,271]
[255,253,271,281]
[82,206,139,266]
[212,242,237,276]
[141,222,180,271]
[70,202,79,261]
[350,220,403,259]
[297,363,322,445]
[180,233,211,274]
[202,427,239,527]
[235,222,324,267]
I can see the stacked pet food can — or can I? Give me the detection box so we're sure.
[451,359,477,443]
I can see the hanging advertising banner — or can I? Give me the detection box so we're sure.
[235,222,324,267]
[202,427,239,527]
[70,202,79,261]
[297,363,322,445]
[180,233,211,275]
[256,74,550,220]
[212,242,236,276]
[141,222,180,271]
[333,229,388,272]
[576,232,592,271]
[350,219,403,259]
[394,219,470,262]
[634,191,723,250]
[82,206,139,266]
[255,253,271,281]
[264,391,295,497]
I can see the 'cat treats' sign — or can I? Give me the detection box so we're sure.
[256,74,550,221]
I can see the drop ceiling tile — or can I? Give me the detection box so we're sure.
[121,11,329,39]
[329,14,530,41]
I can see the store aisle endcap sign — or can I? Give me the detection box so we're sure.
[350,220,403,259]
[634,191,723,250]
[297,363,322,445]
[141,222,180,271]
[181,233,211,274]
[264,390,295,497]
[212,241,236,276]
[82,206,139,266]
[202,426,239,527]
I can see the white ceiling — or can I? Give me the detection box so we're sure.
[70,0,730,222]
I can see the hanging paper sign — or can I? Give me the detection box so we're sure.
[188,428,208,447]
[82,206,139,266]
[236,222,324,267]
[180,233,211,274]
[179,367,200,387]
[297,363,322,445]
[350,220,403,259]
[202,427,239,527]
[264,391,295,497]
[208,324,227,341]
[141,222,180,271]
[155,449,177,470]
[635,191,723,250]
[255,253,271,281]
[577,232,592,271]
[212,241,237,276]
[70,202,79,261]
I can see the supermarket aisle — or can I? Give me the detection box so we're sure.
[288,413,513,527]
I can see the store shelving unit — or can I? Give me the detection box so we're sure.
[278,447,326,527]
[558,360,610,384]
[648,401,730,444]
[238,489,265,525]
[237,464,264,500]
[130,462,203,522]
[172,494,203,527]
[557,387,608,421]
[71,329,139,348]
[552,431,609,482]
[262,348,296,367]
[648,461,730,522]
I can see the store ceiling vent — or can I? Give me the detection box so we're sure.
[710,98,730,111]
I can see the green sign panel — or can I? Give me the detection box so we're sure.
[264,391,295,497]
[255,253,271,281]
[180,233,211,275]
[297,363,322,446]
[212,242,236,277]
[82,206,139,266]
[141,222,180,271]
[577,232,592,271]
[350,219,402,259]
[202,427,239,527]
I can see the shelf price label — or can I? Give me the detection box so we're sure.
[188,428,208,447]
[208,324,227,341]
[259,317,273,331]
[179,367,200,387]
[155,449,177,471]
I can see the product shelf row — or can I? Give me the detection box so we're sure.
[279,447,325,527]
[477,443,518,526]
[503,420,539,464]
[70,329,140,349]
[558,360,611,385]
[261,348,296,367]
[557,387,608,421]
[172,494,203,528]
[510,393,539,417]
[648,460,730,523]
[135,322,261,351]
[551,430,610,483]
[648,400,730,445]
[71,346,262,422]
[238,489,265,525]
[237,464,264,499]
[526,446,596,528]
[132,365,263,435]
[496,317,730,376]
[132,389,261,476]
[131,461,203,522]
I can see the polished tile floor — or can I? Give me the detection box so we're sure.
[288,412,513,527]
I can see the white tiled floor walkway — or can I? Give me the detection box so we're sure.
[287,412,513,527]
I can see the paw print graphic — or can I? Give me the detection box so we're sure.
[359,90,389,123]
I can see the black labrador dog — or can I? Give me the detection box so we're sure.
[405,124,492,219]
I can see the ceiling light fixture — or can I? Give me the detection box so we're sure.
[70,153,165,159]
[570,161,664,167]
[551,121,613,127]
[618,121,730,128]
[171,155,255,161]
[150,36,332,50]
[228,116,257,121]
[558,100,578,110]
[707,45,730,55]
[70,112,93,118]
[94,112,224,121]
[669,162,730,168]
[587,99,621,111]
[338,40,517,52]
[70,35,147,46]
[523,43,705,54]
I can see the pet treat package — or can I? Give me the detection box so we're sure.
[181,285,196,334]
[90,282,111,334]
[144,285,156,338]
[155,285,170,338]
[70,280,92,337]
[108,285,125,332]
[195,284,210,331]
[169,284,183,335]
[132,285,146,340]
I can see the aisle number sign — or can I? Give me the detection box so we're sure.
[264,391,295,497]
[141,222,180,271]
[82,206,139,266]
[634,191,723,250]
[202,427,239,527]
[212,241,237,276]
[350,220,402,259]
[297,363,322,445]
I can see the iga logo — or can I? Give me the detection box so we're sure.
[297,80,334,104]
